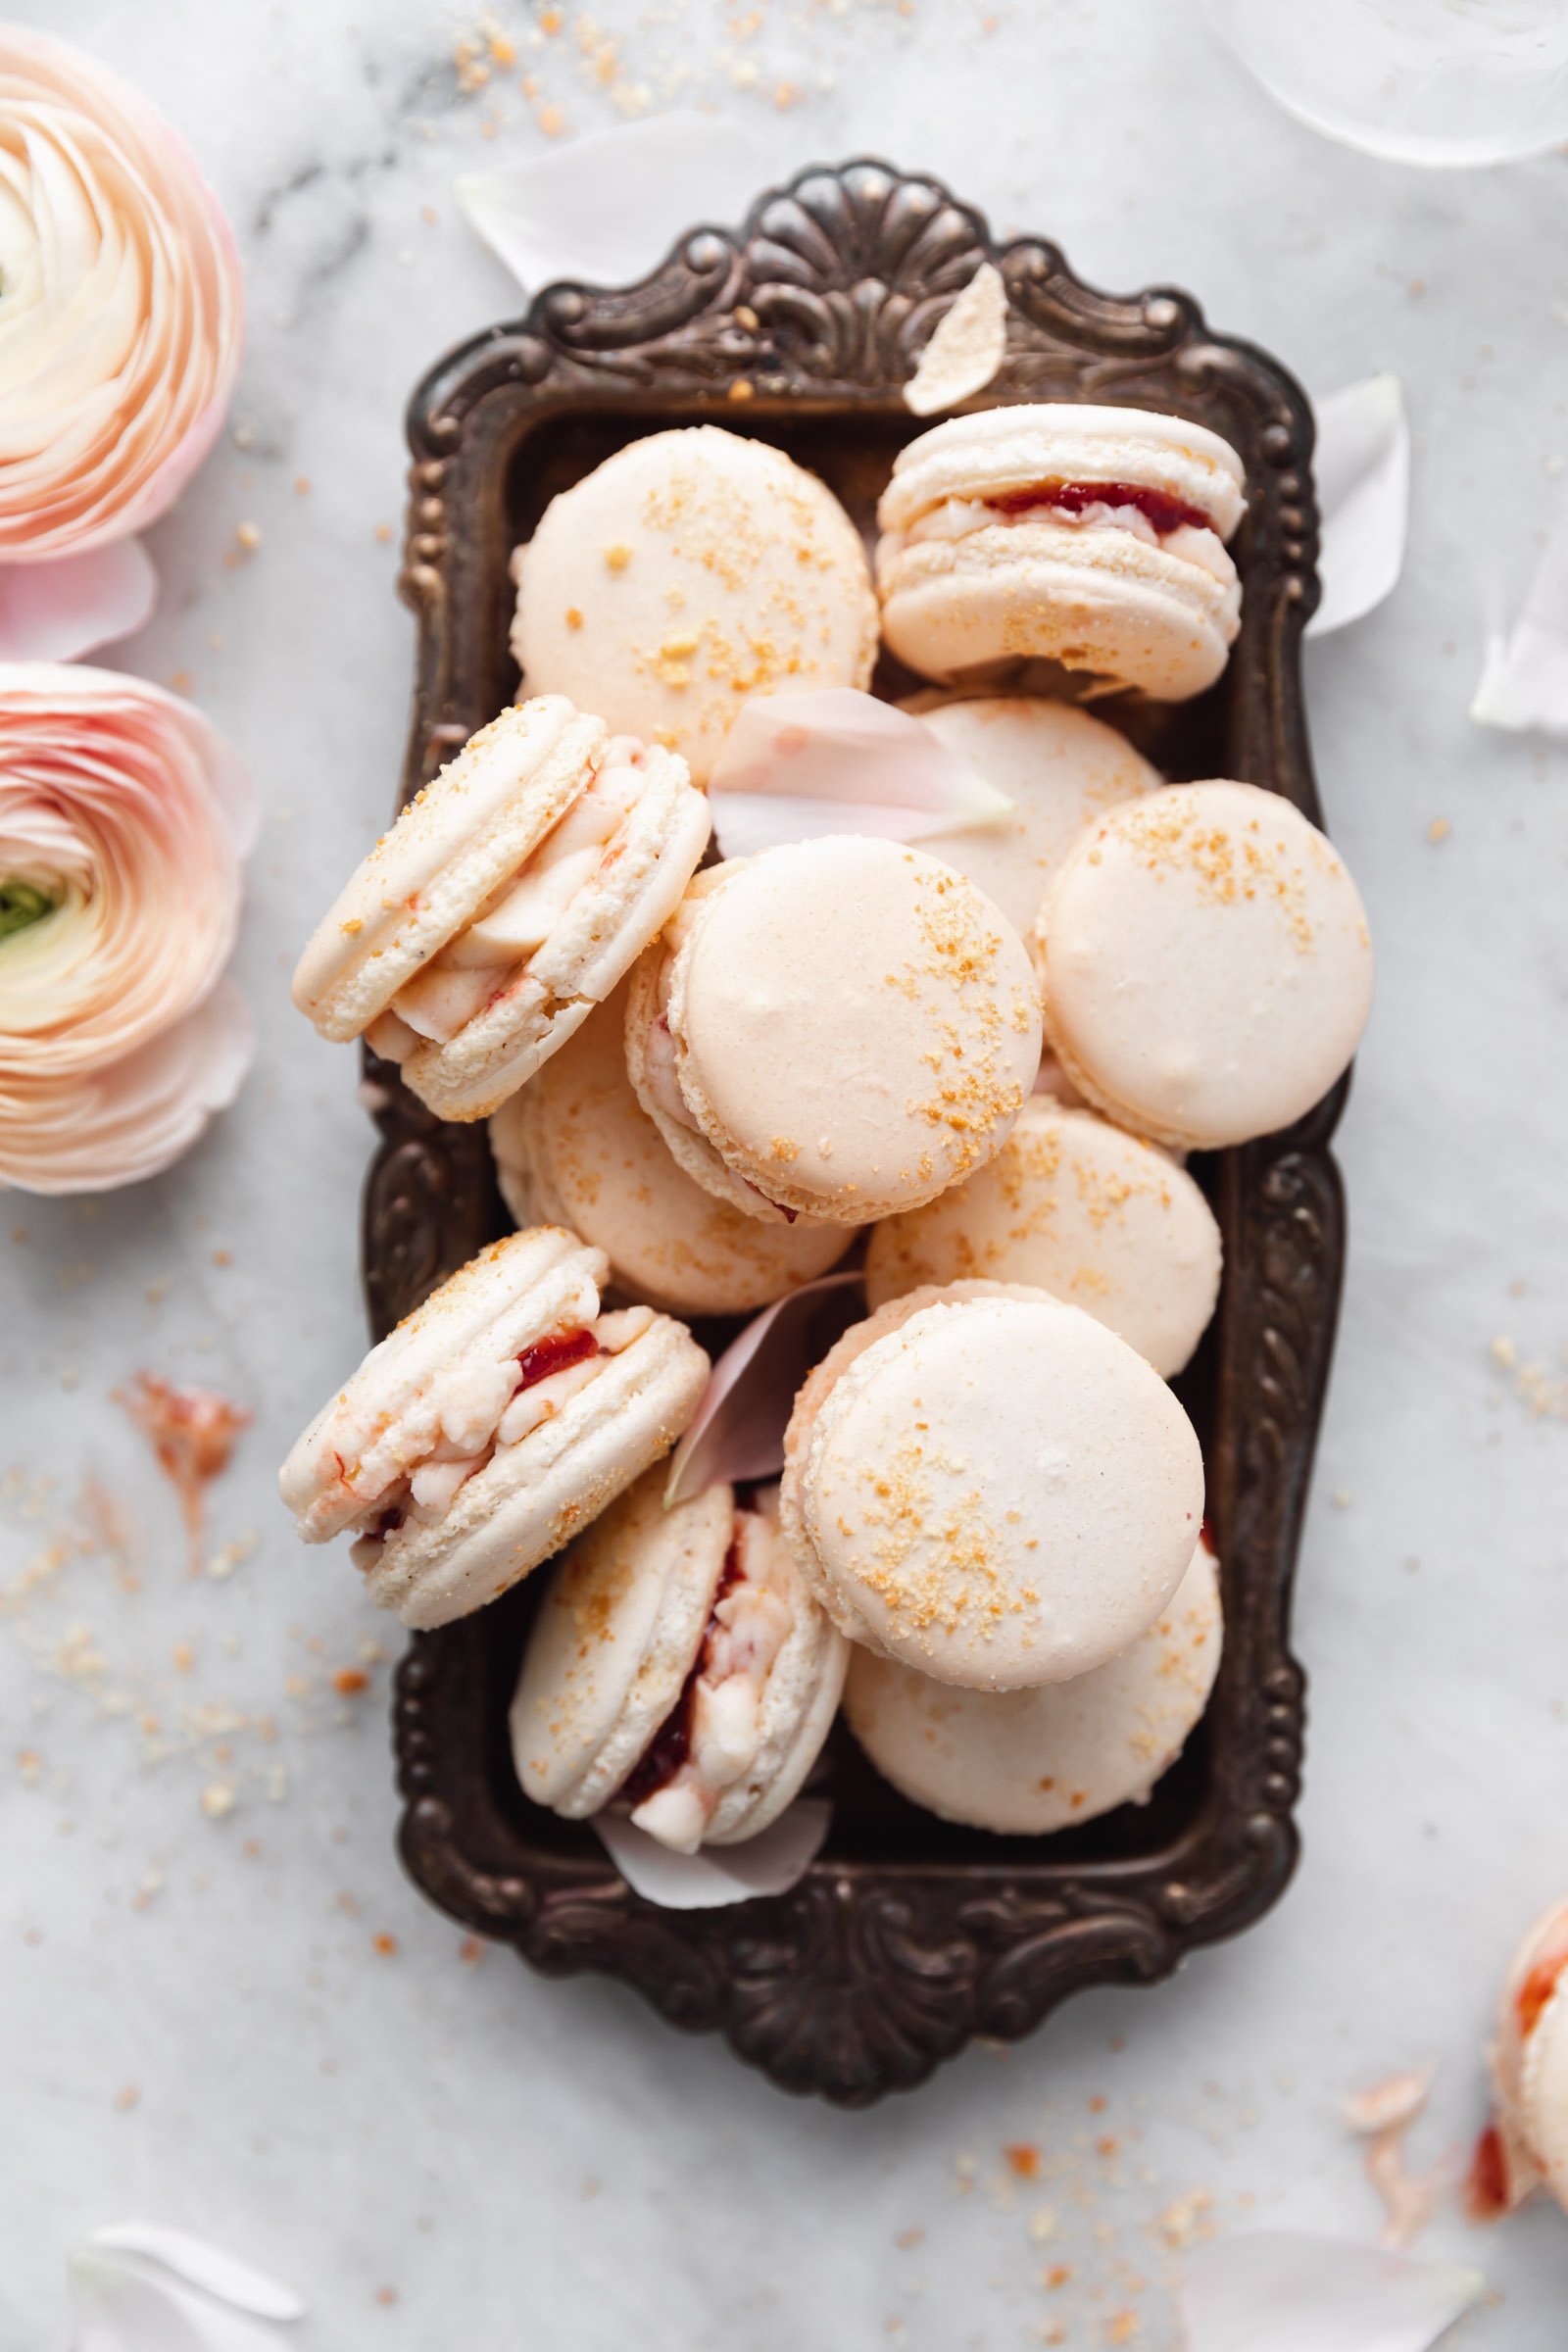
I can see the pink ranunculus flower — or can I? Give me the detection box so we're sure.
[0,29,244,658]
[0,663,257,1194]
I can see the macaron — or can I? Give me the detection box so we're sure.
[278,1227,709,1629]
[489,978,854,1317]
[903,694,1163,946]
[292,695,710,1122]
[864,1097,1222,1378]
[876,403,1246,699]
[511,1468,849,1853]
[844,1529,1222,1834]
[779,1281,1204,1690]
[1036,779,1374,1151]
[1483,1898,1568,2215]
[511,427,878,783]
[624,837,1042,1227]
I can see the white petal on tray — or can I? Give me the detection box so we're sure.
[594,1798,830,1909]
[905,261,1009,416]
[708,690,1012,860]
[84,2228,305,2323]
[0,540,157,662]
[1177,2232,1484,2352]
[664,1270,864,1507]
[456,114,766,294]
[1471,512,1568,736]
[1306,374,1410,638]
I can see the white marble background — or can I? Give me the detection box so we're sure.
[4,1,1568,2344]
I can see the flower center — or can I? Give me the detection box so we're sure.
[0,880,60,942]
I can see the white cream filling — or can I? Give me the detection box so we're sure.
[345,1303,654,1568]
[371,740,648,1057]
[896,494,1232,582]
[628,1510,795,1854]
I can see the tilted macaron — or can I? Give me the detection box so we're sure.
[489,978,854,1317]
[510,427,878,784]
[624,837,1042,1227]
[1482,1898,1568,2215]
[1036,779,1374,1152]
[278,1227,709,1629]
[864,1097,1222,1378]
[511,1468,849,1853]
[903,693,1163,948]
[844,1528,1222,1834]
[877,403,1246,700]
[779,1281,1204,1690]
[292,695,710,1122]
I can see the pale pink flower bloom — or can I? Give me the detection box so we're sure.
[0,663,256,1193]
[0,29,244,656]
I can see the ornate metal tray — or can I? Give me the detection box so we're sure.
[375,160,1342,2105]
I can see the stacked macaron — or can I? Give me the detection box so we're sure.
[283,402,1373,1863]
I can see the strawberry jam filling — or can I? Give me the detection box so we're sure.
[991,479,1212,535]
[516,1326,600,1390]
[344,1305,651,1568]
[618,1507,795,1852]
[620,1543,744,1810]
[1465,2123,1512,2222]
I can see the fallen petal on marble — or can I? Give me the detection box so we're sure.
[708,690,1013,859]
[85,2229,304,2323]
[594,1798,830,1908]
[456,113,766,293]
[665,1271,864,1507]
[1471,514,1568,736]
[1177,2232,1484,2352]
[1343,2064,1436,2137]
[70,2227,304,2351]
[1307,373,1410,638]
[905,261,1009,416]
[0,541,157,661]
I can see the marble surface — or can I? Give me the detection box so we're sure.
[4,2,1568,2344]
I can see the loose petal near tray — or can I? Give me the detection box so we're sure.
[456,114,766,294]
[664,1270,864,1506]
[1307,374,1409,639]
[708,690,1012,860]
[0,540,157,662]
[69,2223,304,2351]
[1177,2231,1483,2352]
[904,261,1009,416]
[1471,514,1568,736]
[593,1798,830,1910]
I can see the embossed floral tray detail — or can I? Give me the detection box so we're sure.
[374,159,1340,2106]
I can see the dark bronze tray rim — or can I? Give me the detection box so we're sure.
[376,156,1342,2106]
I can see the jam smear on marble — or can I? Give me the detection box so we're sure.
[1465,2123,1511,2222]
[516,1327,601,1391]
[992,480,1211,537]
[619,1534,745,1808]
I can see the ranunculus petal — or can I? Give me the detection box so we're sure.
[456,113,765,294]
[0,536,156,660]
[1177,2232,1484,2352]
[0,29,243,561]
[1306,373,1410,639]
[664,1273,864,1507]
[0,978,253,1194]
[708,690,1013,860]
[593,1798,830,1909]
